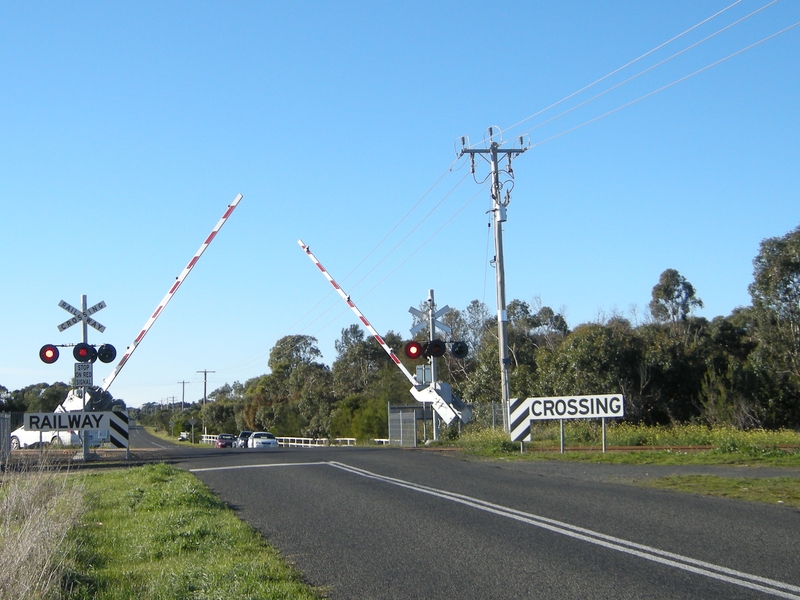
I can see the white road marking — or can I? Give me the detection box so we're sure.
[190,460,800,599]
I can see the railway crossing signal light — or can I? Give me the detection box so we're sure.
[424,339,446,358]
[404,341,423,360]
[405,340,469,360]
[97,344,117,363]
[39,344,60,364]
[73,343,97,363]
[451,341,469,359]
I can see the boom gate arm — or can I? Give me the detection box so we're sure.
[298,239,465,425]
[100,193,244,392]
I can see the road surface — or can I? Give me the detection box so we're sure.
[175,447,800,600]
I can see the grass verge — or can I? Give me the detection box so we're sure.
[640,475,800,508]
[450,426,800,508]
[453,425,800,467]
[1,458,83,600]
[64,463,321,599]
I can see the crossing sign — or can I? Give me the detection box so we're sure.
[57,299,106,333]
[409,305,451,335]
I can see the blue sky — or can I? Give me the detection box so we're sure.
[1,1,798,408]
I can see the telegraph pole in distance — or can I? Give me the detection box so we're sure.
[196,370,215,407]
[197,370,215,436]
[177,380,189,411]
[459,128,527,433]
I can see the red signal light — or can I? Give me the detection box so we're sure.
[404,341,423,360]
[73,343,97,363]
[39,344,60,364]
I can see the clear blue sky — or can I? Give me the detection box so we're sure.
[2,1,798,408]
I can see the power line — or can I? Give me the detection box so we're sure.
[501,0,753,138]
[510,0,781,144]
[528,19,800,150]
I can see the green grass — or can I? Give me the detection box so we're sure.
[454,424,800,467]
[641,475,800,508]
[64,464,321,599]
[450,425,800,508]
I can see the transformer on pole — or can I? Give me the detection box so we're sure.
[459,128,528,432]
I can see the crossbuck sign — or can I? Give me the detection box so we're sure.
[57,299,106,333]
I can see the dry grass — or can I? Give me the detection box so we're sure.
[0,455,84,600]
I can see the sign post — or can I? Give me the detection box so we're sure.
[57,295,107,461]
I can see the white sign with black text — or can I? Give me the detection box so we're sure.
[74,362,93,387]
[510,394,625,442]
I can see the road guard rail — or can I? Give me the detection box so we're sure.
[277,437,356,447]
[200,435,357,447]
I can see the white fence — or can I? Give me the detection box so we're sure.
[200,434,357,447]
[277,437,356,447]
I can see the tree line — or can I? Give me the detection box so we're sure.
[4,224,799,439]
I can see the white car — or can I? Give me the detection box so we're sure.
[247,431,279,449]
[10,426,81,449]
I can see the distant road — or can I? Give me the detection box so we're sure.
[128,422,182,449]
[177,448,800,600]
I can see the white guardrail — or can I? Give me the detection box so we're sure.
[278,437,356,447]
[200,435,357,447]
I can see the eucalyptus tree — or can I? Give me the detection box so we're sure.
[332,324,385,397]
[240,335,330,435]
[747,224,800,425]
[649,268,704,325]
[534,321,648,421]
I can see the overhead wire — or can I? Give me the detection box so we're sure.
[508,0,781,143]
[526,18,800,150]
[300,1,799,349]
[303,170,473,339]
[237,0,798,373]
[501,0,748,138]
[311,182,490,339]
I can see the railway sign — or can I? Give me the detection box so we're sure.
[57,299,106,333]
[24,411,129,449]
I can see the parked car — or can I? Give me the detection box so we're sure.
[9,426,81,450]
[215,433,236,448]
[235,431,253,448]
[247,431,279,449]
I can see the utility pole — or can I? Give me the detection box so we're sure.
[197,370,214,436]
[197,370,215,407]
[459,128,527,433]
[177,380,189,411]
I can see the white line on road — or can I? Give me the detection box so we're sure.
[191,460,800,599]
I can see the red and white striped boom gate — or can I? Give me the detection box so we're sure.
[101,193,244,391]
[298,239,463,425]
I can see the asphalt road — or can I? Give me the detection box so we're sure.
[173,448,800,600]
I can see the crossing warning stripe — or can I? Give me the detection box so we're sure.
[108,411,129,449]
